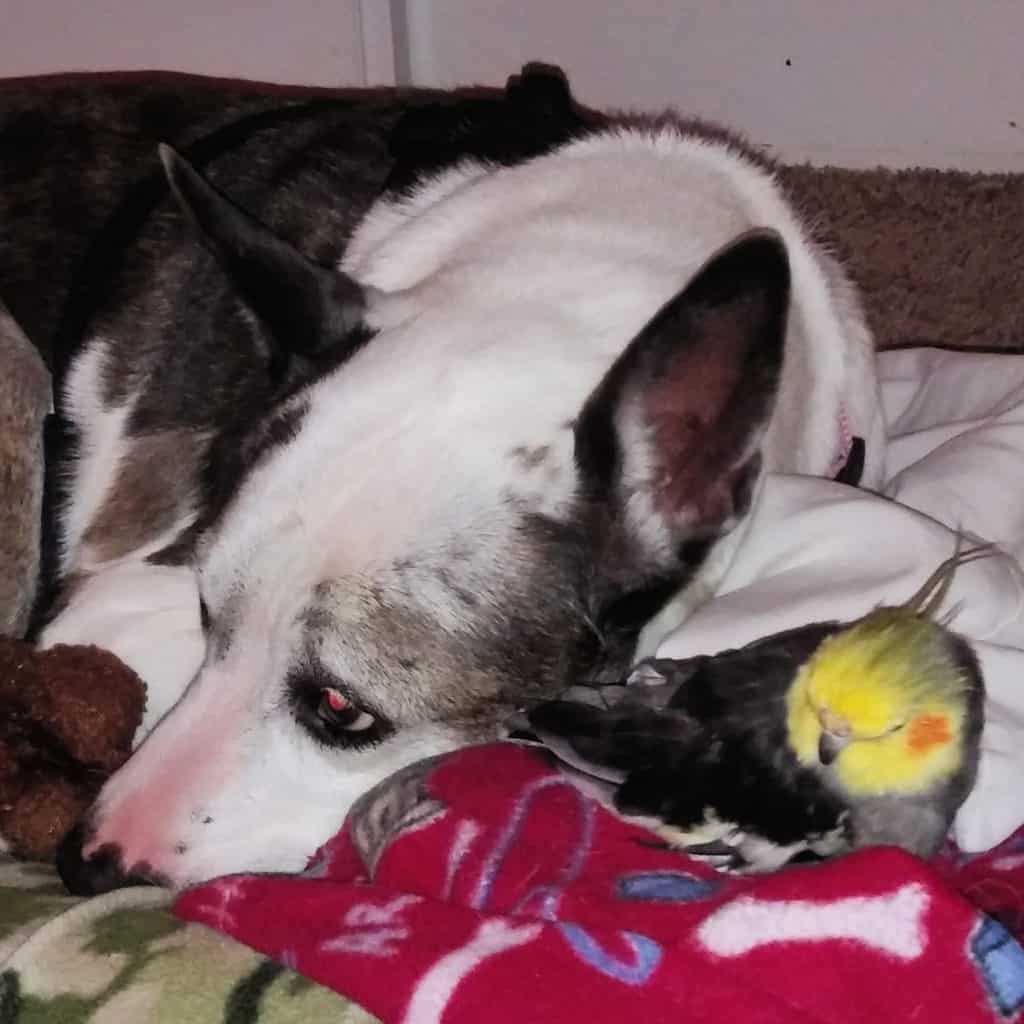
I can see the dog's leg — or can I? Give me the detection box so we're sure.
[39,559,204,739]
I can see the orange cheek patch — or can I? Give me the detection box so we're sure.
[908,714,952,753]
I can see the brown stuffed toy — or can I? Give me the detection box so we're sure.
[0,637,146,861]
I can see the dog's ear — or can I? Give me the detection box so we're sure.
[158,144,366,366]
[575,229,789,605]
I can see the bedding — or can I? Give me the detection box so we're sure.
[5,347,1024,1022]
[0,858,377,1022]
[169,345,1024,1022]
[3,74,1024,1019]
[173,743,1024,1024]
[659,345,1024,855]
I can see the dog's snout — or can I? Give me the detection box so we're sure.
[56,819,161,896]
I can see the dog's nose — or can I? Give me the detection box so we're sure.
[56,820,159,896]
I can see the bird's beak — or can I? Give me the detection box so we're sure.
[818,730,849,765]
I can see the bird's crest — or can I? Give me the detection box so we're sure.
[800,540,993,738]
[901,540,995,622]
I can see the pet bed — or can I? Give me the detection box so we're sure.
[4,73,1024,1024]
[168,345,1024,1024]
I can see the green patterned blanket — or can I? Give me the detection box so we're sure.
[0,858,378,1023]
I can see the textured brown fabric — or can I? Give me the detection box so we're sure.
[779,164,1024,351]
[0,300,49,637]
[0,638,146,860]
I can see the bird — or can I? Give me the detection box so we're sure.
[520,544,989,872]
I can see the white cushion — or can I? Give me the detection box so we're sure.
[656,346,1024,853]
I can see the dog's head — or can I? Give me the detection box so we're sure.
[59,145,790,892]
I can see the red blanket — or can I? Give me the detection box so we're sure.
[175,744,1024,1023]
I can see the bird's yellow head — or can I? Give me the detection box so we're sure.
[785,610,972,796]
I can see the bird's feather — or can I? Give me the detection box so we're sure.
[517,543,989,872]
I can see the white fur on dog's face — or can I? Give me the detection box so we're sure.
[77,316,597,883]
[57,126,868,888]
[76,259,614,883]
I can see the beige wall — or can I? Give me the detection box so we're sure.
[404,0,1024,171]
[3,0,378,86]
[4,0,1022,171]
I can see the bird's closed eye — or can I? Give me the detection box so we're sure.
[860,720,909,742]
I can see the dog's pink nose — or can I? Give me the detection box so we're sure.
[56,819,162,895]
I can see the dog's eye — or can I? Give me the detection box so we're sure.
[288,667,390,749]
[317,687,376,733]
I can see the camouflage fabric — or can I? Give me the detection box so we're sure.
[0,857,379,1024]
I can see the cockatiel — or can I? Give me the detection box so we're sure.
[522,546,989,872]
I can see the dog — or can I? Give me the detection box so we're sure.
[0,66,885,892]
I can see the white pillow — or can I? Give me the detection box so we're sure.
[656,347,1024,853]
